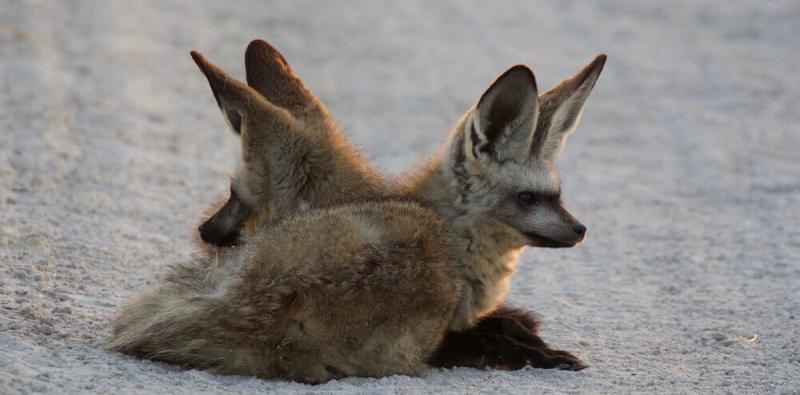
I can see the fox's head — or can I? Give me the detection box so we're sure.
[191,40,384,247]
[436,55,606,248]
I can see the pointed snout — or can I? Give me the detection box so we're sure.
[526,222,586,248]
[198,189,249,248]
[553,219,587,247]
[198,220,240,247]
[522,202,587,248]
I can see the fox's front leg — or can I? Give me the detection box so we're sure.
[428,330,585,371]
[470,314,588,370]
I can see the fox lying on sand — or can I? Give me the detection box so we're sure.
[108,40,605,383]
[194,40,602,371]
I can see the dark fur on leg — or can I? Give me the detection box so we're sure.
[470,315,587,369]
[428,331,583,371]
[428,304,587,371]
[486,304,541,334]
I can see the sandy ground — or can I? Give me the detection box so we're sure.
[1,0,799,393]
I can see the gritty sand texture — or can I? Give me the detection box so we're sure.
[1,1,799,393]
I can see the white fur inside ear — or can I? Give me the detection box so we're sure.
[443,110,486,180]
[462,110,482,162]
[541,103,584,160]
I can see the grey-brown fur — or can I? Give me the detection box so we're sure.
[109,41,606,382]
[111,202,459,382]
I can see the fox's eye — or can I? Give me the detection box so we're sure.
[517,192,536,206]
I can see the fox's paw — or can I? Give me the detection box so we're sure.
[556,361,589,371]
[527,350,587,371]
[551,351,588,371]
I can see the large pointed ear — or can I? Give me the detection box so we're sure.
[467,65,539,163]
[244,39,326,120]
[532,54,606,162]
[191,50,257,136]
[191,50,297,162]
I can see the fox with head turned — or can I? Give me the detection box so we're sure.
[108,40,605,382]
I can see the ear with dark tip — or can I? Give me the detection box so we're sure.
[244,39,325,119]
[471,65,539,163]
[191,50,260,136]
[532,54,606,161]
[191,50,300,163]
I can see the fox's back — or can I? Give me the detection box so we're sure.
[231,201,461,327]
[215,201,462,380]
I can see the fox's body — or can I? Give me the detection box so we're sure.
[112,201,461,381]
[111,200,525,382]
[109,40,606,382]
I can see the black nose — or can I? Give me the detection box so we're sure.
[198,222,239,247]
[573,224,587,236]
[198,222,216,244]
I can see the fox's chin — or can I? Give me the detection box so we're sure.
[524,233,582,248]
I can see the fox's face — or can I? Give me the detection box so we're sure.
[445,56,606,248]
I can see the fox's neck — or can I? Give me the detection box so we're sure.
[314,126,392,205]
[402,157,525,330]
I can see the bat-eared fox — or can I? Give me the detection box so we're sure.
[109,39,605,383]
